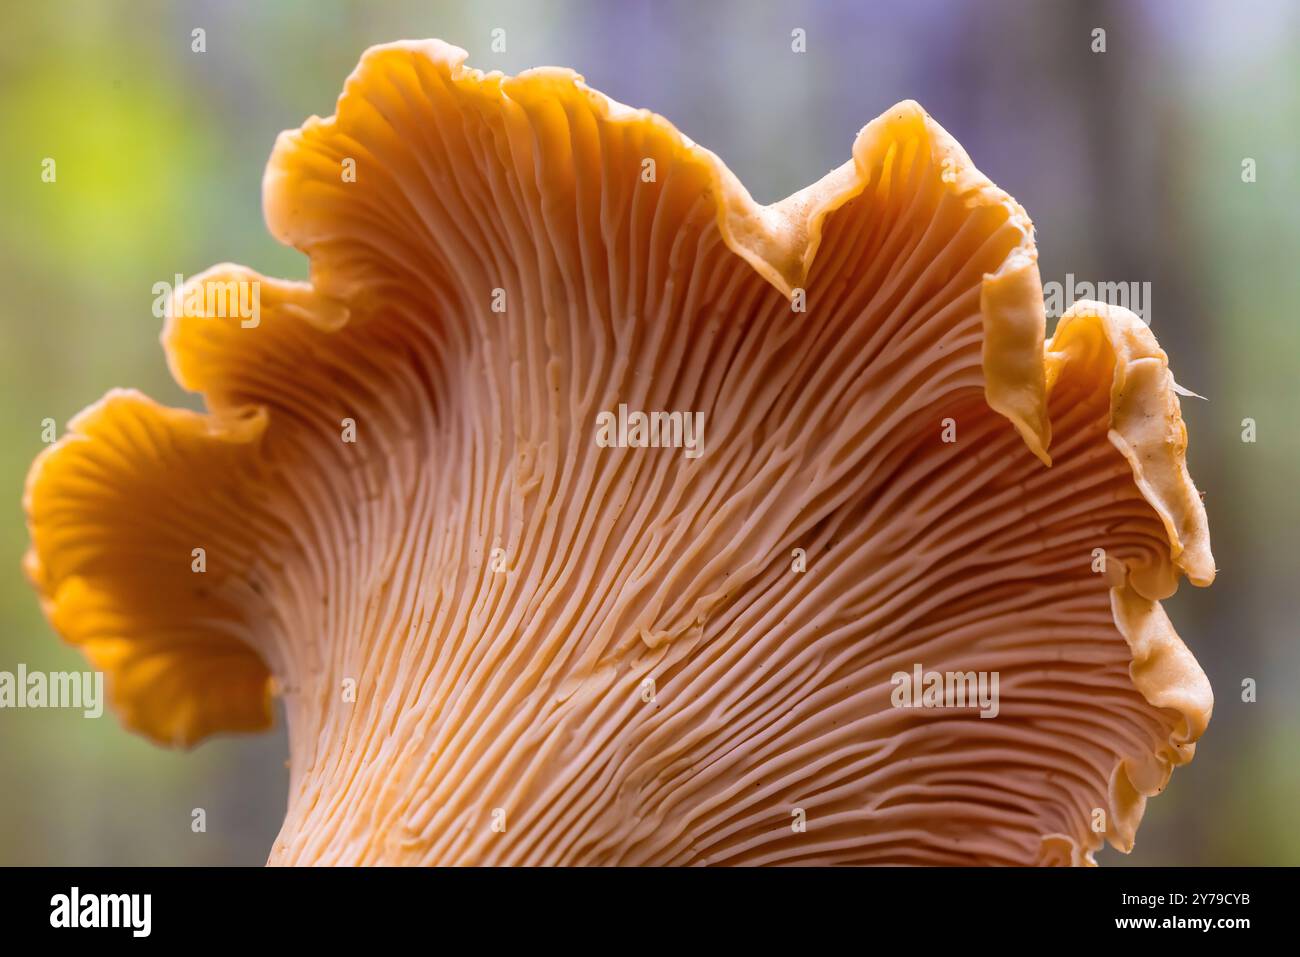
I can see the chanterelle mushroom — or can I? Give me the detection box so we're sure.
[24,40,1213,866]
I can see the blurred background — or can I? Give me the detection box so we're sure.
[1,0,1296,865]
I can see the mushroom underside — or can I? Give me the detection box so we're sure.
[23,40,1213,866]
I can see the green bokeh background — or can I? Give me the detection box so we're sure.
[1,0,1296,865]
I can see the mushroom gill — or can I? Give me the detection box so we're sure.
[23,40,1214,866]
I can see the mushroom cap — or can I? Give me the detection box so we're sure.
[24,40,1213,865]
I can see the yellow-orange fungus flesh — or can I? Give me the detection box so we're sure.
[24,41,1213,865]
